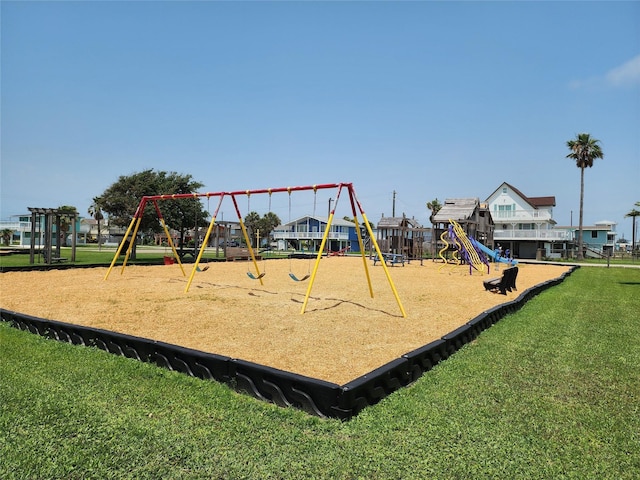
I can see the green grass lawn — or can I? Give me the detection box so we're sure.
[0,245,295,268]
[0,246,220,268]
[1,266,639,479]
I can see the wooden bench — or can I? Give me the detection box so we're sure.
[483,266,518,295]
[43,252,68,263]
[373,253,405,267]
[226,247,261,262]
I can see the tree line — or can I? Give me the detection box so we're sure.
[87,169,280,250]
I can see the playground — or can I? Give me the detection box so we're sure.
[0,257,571,385]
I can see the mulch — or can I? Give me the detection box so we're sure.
[0,257,571,384]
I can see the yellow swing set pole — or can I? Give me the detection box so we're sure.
[300,185,340,314]
[153,197,185,277]
[349,183,406,318]
[185,193,225,292]
[346,186,375,299]
[104,197,152,280]
[231,193,265,285]
[300,211,334,314]
[103,213,139,280]
[159,216,185,276]
[362,212,407,318]
[119,214,145,274]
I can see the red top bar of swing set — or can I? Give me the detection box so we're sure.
[131,182,363,220]
[143,183,348,202]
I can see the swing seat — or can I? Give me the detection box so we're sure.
[247,272,266,280]
[163,256,175,265]
[196,265,209,272]
[289,272,310,282]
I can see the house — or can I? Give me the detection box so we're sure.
[0,212,86,247]
[432,198,494,253]
[375,215,426,259]
[272,215,360,253]
[554,220,617,258]
[485,183,569,259]
[0,216,32,246]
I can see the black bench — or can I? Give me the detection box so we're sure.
[483,266,518,295]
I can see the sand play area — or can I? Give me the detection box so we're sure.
[0,258,571,384]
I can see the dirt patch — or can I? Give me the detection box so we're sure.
[0,258,570,384]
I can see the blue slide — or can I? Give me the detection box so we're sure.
[472,239,518,265]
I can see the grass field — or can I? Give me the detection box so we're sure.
[1,265,639,479]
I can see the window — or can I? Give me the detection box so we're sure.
[496,204,514,218]
[502,187,507,193]
[591,230,598,239]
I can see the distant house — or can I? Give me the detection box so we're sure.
[0,216,32,246]
[432,198,494,252]
[554,220,617,258]
[485,183,569,259]
[272,215,360,253]
[0,213,85,247]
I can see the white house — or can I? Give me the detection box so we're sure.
[485,182,571,259]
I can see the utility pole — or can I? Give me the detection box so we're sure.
[392,190,396,217]
[328,198,333,218]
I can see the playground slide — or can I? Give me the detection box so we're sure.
[473,240,517,265]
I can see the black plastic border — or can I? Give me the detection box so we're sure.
[1,265,578,420]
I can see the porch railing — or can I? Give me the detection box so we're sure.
[494,229,571,241]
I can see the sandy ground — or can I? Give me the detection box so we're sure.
[0,257,571,384]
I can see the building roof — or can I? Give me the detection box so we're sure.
[376,216,421,228]
[486,182,556,208]
[432,198,480,223]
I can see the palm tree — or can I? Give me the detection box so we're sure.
[88,197,105,250]
[1,228,13,247]
[426,198,442,259]
[625,201,640,256]
[566,133,604,260]
[56,205,78,247]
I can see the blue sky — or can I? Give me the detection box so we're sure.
[2,1,639,238]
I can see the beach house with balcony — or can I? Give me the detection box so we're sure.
[272,215,359,253]
[485,182,570,259]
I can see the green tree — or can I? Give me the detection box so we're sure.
[56,206,78,247]
[99,170,206,250]
[259,212,281,247]
[87,197,105,250]
[625,201,640,254]
[1,228,13,246]
[242,211,282,248]
[426,198,442,224]
[243,211,262,247]
[566,133,604,260]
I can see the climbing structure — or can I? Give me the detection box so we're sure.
[438,219,490,275]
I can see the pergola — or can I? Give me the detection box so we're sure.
[28,207,78,264]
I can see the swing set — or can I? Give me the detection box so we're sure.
[104,182,406,317]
